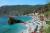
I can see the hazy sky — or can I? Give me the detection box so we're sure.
[0,0,48,6]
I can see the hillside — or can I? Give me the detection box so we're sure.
[0,5,48,16]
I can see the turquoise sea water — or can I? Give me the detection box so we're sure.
[0,16,32,33]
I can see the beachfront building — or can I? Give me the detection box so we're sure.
[21,13,46,33]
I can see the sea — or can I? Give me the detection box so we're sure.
[0,16,32,33]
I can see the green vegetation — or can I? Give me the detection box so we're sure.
[46,21,50,25]
[44,3,50,33]
[44,2,50,19]
[44,21,50,33]
[44,10,50,18]
[0,5,48,16]
[44,26,50,33]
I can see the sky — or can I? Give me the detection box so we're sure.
[48,0,50,2]
[0,0,48,6]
